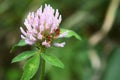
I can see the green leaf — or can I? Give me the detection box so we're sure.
[21,54,40,80]
[60,28,81,40]
[16,39,27,46]
[12,51,37,63]
[104,48,120,80]
[41,53,64,69]
[10,39,27,53]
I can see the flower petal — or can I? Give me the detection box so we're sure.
[42,40,50,47]
[54,42,65,47]
[58,31,68,38]
[25,39,35,45]
[20,27,27,36]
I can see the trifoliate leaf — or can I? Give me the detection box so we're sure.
[41,53,64,69]
[12,51,37,63]
[21,54,40,80]
[10,39,27,53]
[60,28,81,40]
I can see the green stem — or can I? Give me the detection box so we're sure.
[40,56,45,80]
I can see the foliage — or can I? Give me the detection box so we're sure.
[41,53,64,69]
[21,54,40,80]
[11,27,80,79]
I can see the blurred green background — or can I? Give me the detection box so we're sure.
[0,0,120,80]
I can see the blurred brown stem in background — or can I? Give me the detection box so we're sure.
[89,0,120,47]
[88,0,120,80]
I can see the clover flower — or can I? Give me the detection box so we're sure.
[20,4,66,48]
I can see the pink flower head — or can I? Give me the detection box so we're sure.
[20,4,65,48]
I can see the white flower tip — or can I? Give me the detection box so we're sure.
[38,33,43,40]
[45,3,47,6]
[58,31,68,38]
[56,9,58,12]
[21,35,26,39]
[40,5,42,9]
[54,42,66,47]
[20,27,27,36]
[42,40,51,48]
[25,39,35,45]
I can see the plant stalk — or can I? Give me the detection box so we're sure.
[40,56,45,80]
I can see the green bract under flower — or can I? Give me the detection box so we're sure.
[20,4,67,48]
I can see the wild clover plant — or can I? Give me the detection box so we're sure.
[11,4,81,80]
